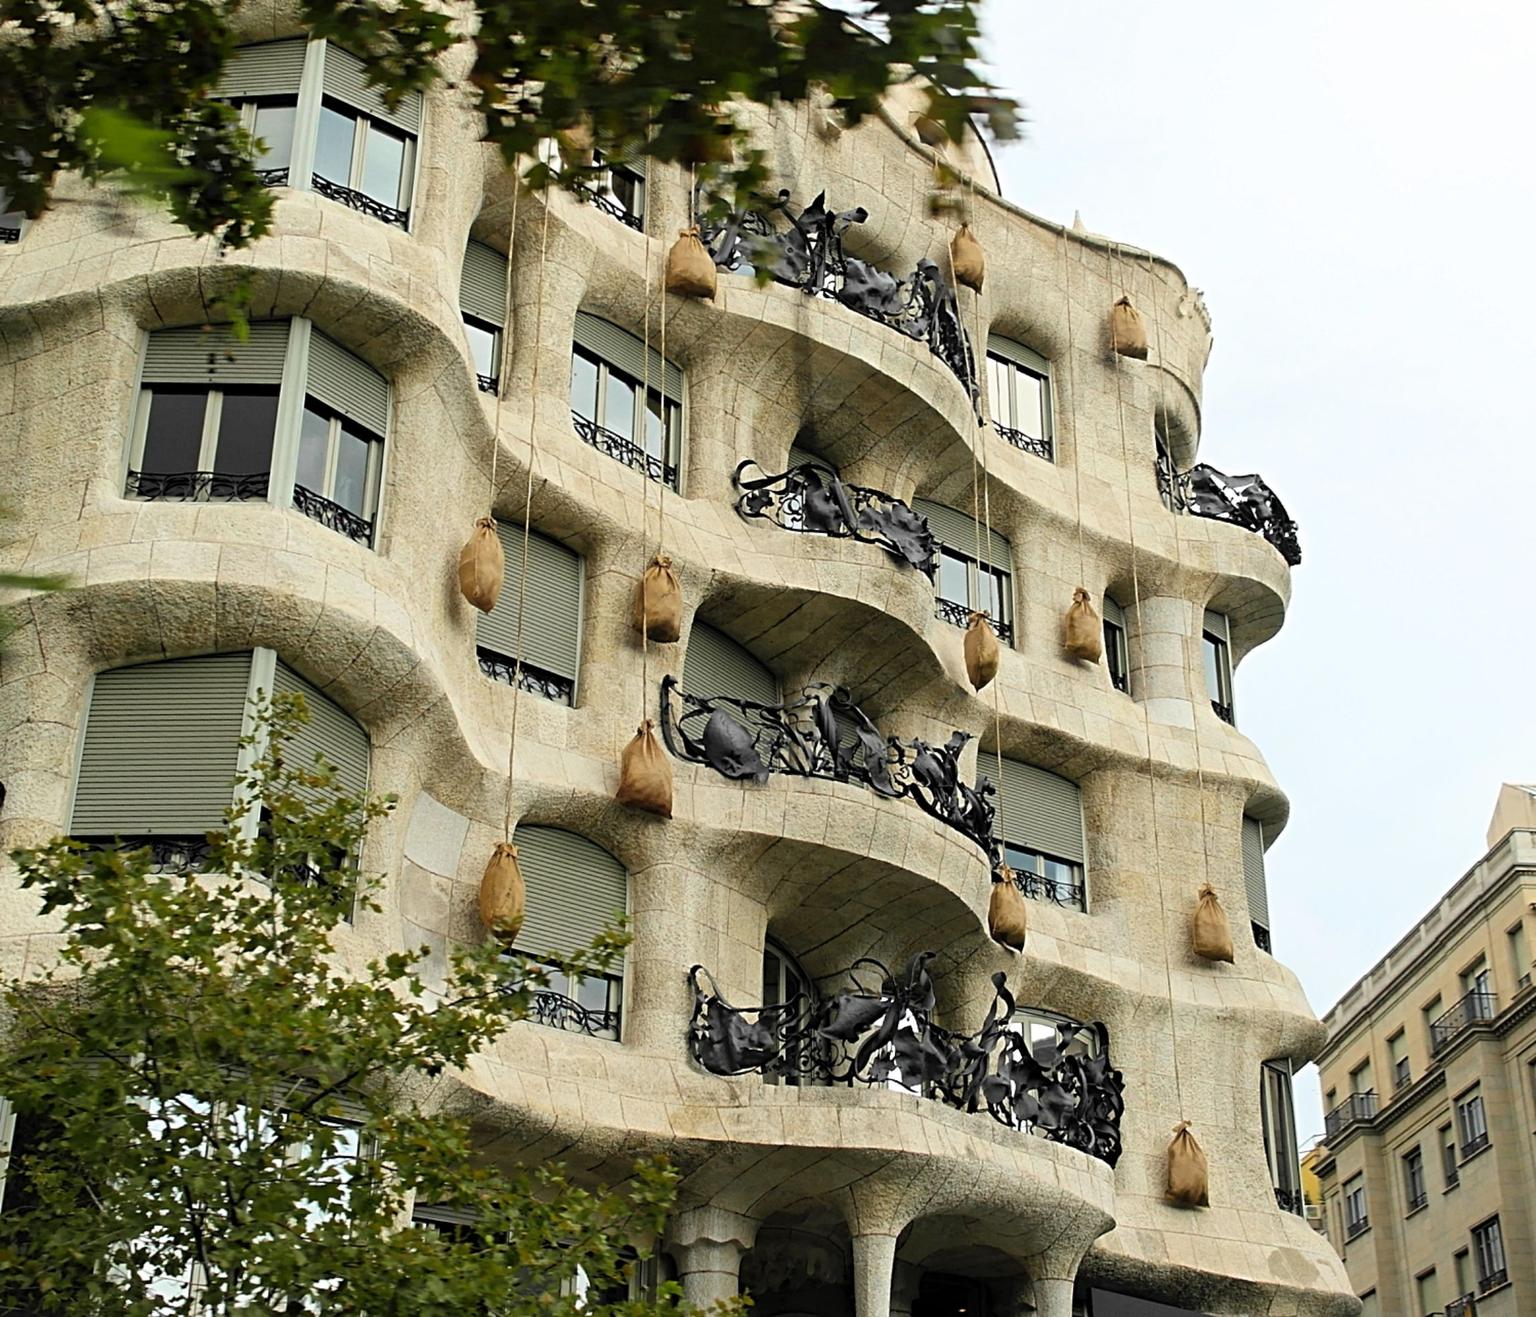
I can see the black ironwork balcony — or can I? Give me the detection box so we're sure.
[1344,1214,1370,1241]
[1252,921,1273,954]
[1014,867,1086,912]
[1210,698,1235,725]
[660,675,1002,880]
[1407,1189,1428,1213]
[1445,1295,1476,1317]
[574,181,644,233]
[696,189,977,404]
[994,422,1052,462]
[292,485,373,546]
[1461,1130,1490,1158]
[126,468,270,502]
[0,225,19,244]
[1430,991,1498,1055]
[571,410,678,489]
[75,834,215,872]
[688,953,1125,1165]
[1393,1056,1412,1091]
[527,990,620,1040]
[1160,458,1302,566]
[477,649,574,705]
[733,457,936,575]
[1521,971,1533,992]
[311,173,409,228]
[935,596,1013,644]
[1323,1090,1379,1139]
[1273,1186,1305,1216]
[475,373,498,395]
[256,166,291,187]
[1478,1270,1507,1295]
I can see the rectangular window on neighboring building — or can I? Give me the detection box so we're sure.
[1357,1290,1378,1317]
[1460,956,1494,1019]
[1422,993,1443,1051]
[1387,1029,1410,1091]
[1402,1146,1426,1211]
[1441,1123,1459,1188]
[1509,920,1532,991]
[1343,1174,1368,1239]
[1472,1216,1507,1291]
[1456,1087,1489,1157]
[1415,1269,1439,1317]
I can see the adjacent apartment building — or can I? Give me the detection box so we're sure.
[1315,785,1536,1316]
[0,16,1352,1316]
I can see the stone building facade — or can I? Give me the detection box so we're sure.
[0,13,1350,1316]
[1315,789,1536,1316]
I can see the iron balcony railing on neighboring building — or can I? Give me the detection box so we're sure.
[1393,1056,1412,1091]
[1478,1269,1508,1295]
[1430,991,1498,1056]
[1323,1090,1379,1140]
[1273,1187,1305,1216]
[688,953,1125,1166]
[1461,1130,1490,1158]
[1444,1295,1476,1317]
[1344,1213,1370,1241]
[1156,445,1302,566]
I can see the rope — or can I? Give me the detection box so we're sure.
[638,158,654,724]
[1061,231,1086,588]
[489,170,521,498]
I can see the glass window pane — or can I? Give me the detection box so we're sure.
[360,121,407,207]
[603,370,637,440]
[252,101,297,174]
[988,355,1012,427]
[332,422,372,516]
[314,104,357,187]
[1016,368,1046,440]
[610,168,644,223]
[212,388,279,476]
[937,550,969,606]
[575,975,611,1015]
[1202,635,1225,703]
[296,407,331,494]
[570,350,599,421]
[464,320,499,380]
[140,390,209,473]
[643,388,667,461]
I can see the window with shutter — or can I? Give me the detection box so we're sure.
[570,313,682,489]
[476,523,583,704]
[295,331,388,545]
[1103,596,1130,694]
[911,498,1012,643]
[1202,608,1234,724]
[459,240,508,393]
[1243,816,1271,951]
[987,757,1086,911]
[985,336,1054,461]
[511,826,627,1040]
[682,623,779,707]
[215,39,307,185]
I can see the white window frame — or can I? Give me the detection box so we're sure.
[314,98,417,216]
[295,402,384,525]
[570,342,684,488]
[985,341,1054,460]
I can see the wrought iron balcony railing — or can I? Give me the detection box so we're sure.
[575,181,644,233]
[1478,1270,1507,1295]
[935,596,1014,644]
[1394,1056,1412,1091]
[311,173,409,228]
[1430,990,1498,1055]
[126,468,270,502]
[696,189,977,403]
[1273,1186,1305,1216]
[477,649,574,705]
[660,676,1001,879]
[1445,1294,1476,1317]
[475,373,498,395]
[1014,867,1085,911]
[0,225,20,244]
[1157,451,1302,566]
[527,989,620,1040]
[993,422,1052,462]
[1323,1090,1379,1140]
[1252,921,1273,954]
[1344,1214,1370,1241]
[733,458,937,576]
[1461,1130,1490,1158]
[75,834,216,872]
[1211,698,1235,725]
[1407,1189,1428,1213]
[256,166,291,187]
[571,411,679,489]
[688,953,1125,1165]
[292,485,373,546]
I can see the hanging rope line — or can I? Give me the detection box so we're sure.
[637,150,656,725]
[489,169,521,496]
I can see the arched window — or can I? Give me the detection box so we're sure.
[987,758,1086,912]
[511,826,627,1041]
[911,498,1013,644]
[986,335,1054,462]
[459,239,507,394]
[569,313,682,489]
[475,523,583,704]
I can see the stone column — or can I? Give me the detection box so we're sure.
[1128,594,1197,725]
[851,1233,899,1317]
[666,1206,759,1310]
[1026,1246,1085,1317]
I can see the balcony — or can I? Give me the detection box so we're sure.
[571,411,679,489]
[1461,1130,1490,1158]
[1430,991,1498,1056]
[688,952,1125,1165]
[476,649,574,705]
[1393,1056,1412,1091]
[1323,1090,1379,1140]
[1,224,19,244]
[1156,448,1301,566]
[311,172,409,227]
[1445,1295,1475,1317]
[1478,1269,1508,1295]
[1344,1214,1370,1241]
[1273,1186,1305,1216]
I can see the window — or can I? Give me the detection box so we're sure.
[1357,1293,1378,1317]
[69,650,369,867]
[1415,1268,1440,1317]
[590,148,646,230]
[129,321,389,547]
[762,939,819,1086]
[0,185,24,242]
[1349,1058,1374,1096]
[1202,608,1234,724]
[1456,1087,1489,1156]
[1460,957,1495,1020]
[1441,1124,1459,1188]
[1260,1061,1301,1213]
[1402,1146,1426,1211]
[570,312,682,488]
[1102,596,1130,693]
[215,39,421,227]
[1155,427,1181,513]
[1343,1175,1368,1239]
[475,523,583,704]
[988,758,1086,911]
[459,240,508,393]
[986,336,1053,461]
[1454,1248,1472,1300]
[911,498,1014,644]
[509,826,627,1041]
[1422,994,1442,1050]
[1472,1216,1508,1292]
[1388,1030,1410,1091]
[1242,815,1271,952]
[681,623,780,744]
[1509,920,1531,990]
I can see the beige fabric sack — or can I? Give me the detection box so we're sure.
[616,719,674,818]
[666,227,717,299]
[1192,883,1235,963]
[964,611,1000,691]
[1167,1121,1210,1207]
[458,517,504,613]
[1063,587,1103,662]
[633,554,683,643]
[988,868,1028,951]
[1110,295,1149,360]
[950,224,985,293]
[478,842,526,943]
[556,119,595,168]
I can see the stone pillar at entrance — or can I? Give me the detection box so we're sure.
[666,1206,759,1309]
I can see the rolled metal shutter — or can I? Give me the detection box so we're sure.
[993,758,1084,865]
[459,240,508,326]
[321,43,422,135]
[476,523,582,681]
[1103,597,1127,630]
[682,623,778,706]
[141,322,289,386]
[71,653,252,836]
[271,662,370,805]
[306,331,390,436]
[1243,816,1270,929]
[985,334,1049,375]
[217,38,308,99]
[787,444,821,472]
[573,311,682,401]
[910,497,1010,572]
[512,825,627,962]
[1202,608,1230,643]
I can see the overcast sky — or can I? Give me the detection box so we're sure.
[978,0,1536,1137]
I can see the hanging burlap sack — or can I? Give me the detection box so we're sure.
[950,223,985,293]
[632,554,682,643]
[1167,1122,1210,1207]
[478,842,525,943]
[988,868,1028,951]
[616,720,674,818]
[555,119,595,168]
[666,227,717,300]
[458,517,504,613]
[1063,587,1103,662]
[1110,294,1149,360]
[914,114,949,148]
[1192,883,1235,963]
[964,611,1000,691]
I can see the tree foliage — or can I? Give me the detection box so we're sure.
[0,0,1015,245]
[0,696,678,1316]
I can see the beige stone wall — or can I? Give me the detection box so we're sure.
[0,19,1349,1316]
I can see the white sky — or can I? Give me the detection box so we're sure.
[978,0,1536,1137]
